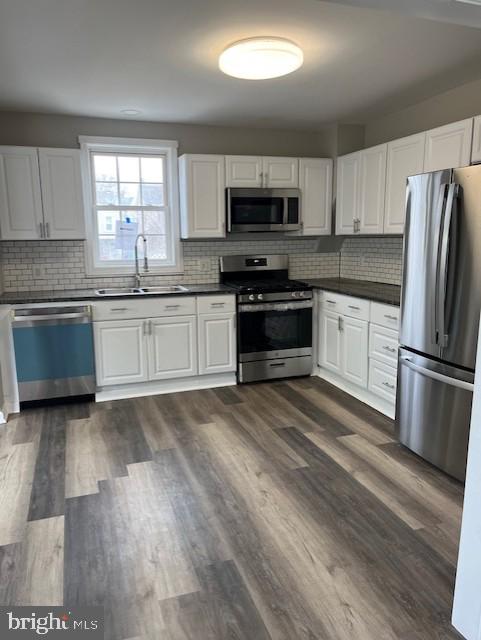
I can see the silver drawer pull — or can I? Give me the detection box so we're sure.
[165,304,180,309]
[382,381,395,390]
[384,314,397,321]
[211,302,225,307]
[110,307,128,312]
[348,305,360,310]
[269,362,286,368]
[382,346,397,353]
[326,299,336,304]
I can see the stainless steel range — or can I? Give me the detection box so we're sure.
[220,254,313,383]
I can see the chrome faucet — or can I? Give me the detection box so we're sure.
[134,233,149,288]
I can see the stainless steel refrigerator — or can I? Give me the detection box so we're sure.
[396,165,481,482]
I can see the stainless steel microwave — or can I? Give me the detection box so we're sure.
[226,188,301,233]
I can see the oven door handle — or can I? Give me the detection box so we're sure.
[239,301,313,312]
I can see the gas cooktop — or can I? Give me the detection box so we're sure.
[223,278,310,294]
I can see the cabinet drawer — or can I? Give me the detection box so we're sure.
[369,323,399,366]
[92,296,196,321]
[368,358,397,403]
[339,295,370,321]
[318,290,343,312]
[197,294,236,314]
[370,301,399,330]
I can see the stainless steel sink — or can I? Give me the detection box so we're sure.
[95,285,189,296]
[139,285,189,294]
[95,288,142,296]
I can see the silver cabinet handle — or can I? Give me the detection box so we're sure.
[326,299,336,304]
[338,316,343,332]
[382,381,395,390]
[348,305,360,310]
[384,314,398,321]
[165,304,180,309]
[110,307,128,312]
[143,319,148,336]
[45,222,50,238]
[39,222,44,238]
[148,319,153,335]
[211,302,225,307]
[269,362,286,368]
[382,345,397,353]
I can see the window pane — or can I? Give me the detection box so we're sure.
[141,183,164,206]
[97,211,119,234]
[141,157,163,183]
[118,156,140,182]
[94,155,117,181]
[98,236,120,261]
[119,183,140,206]
[96,182,118,206]
[146,235,167,260]
[143,210,165,235]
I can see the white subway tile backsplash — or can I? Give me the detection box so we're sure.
[340,237,403,285]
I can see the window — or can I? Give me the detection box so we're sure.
[79,137,182,275]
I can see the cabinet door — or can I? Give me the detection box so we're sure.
[263,157,299,187]
[318,310,342,374]
[149,316,197,380]
[384,133,425,234]
[335,152,360,235]
[358,144,387,234]
[198,312,236,375]
[299,158,332,235]
[341,315,368,388]
[0,146,43,240]
[472,115,481,164]
[225,156,262,187]
[424,118,473,172]
[39,148,85,239]
[179,154,225,238]
[94,319,148,387]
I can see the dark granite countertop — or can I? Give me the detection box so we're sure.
[301,278,401,306]
[0,283,236,305]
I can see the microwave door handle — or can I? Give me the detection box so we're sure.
[283,196,289,225]
[437,183,458,349]
[226,189,232,232]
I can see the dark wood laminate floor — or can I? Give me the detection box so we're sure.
[0,377,464,639]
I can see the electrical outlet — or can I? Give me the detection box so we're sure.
[33,265,47,279]
[199,258,211,272]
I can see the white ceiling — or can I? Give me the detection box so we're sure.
[1,0,481,129]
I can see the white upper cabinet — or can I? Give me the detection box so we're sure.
[225,156,263,187]
[179,154,225,239]
[424,118,473,172]
[262,157,299,187]
[0,146,43,240]
[38,148,85,239]
[358,144,387,234]
[299,158,332,236]
[384,132,425,234]
[336,151,360,235]
[225,155,299,188]
[472,115,481,164]
[0,145,85,241]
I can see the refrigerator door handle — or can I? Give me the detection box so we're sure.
[437,183,458,349]
[400,356,473,392]
[432,183,449,346]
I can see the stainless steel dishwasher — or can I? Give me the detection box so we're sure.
[12,305,95,402]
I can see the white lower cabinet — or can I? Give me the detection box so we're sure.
[94,319,149,386]
[198,312,236,375]
[342,315,368,387]
[318,309,367,388]
[317,292,399,416]
[149,316,197,380]
[93,295,236,388]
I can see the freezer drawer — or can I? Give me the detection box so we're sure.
[396,348,474,481]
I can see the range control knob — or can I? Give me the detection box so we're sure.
[299,291,305,297]
[257,293,264,301]
[248,294,255,301]
[292,291,299,298]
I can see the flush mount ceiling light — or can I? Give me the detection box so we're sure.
[219,37,303,80]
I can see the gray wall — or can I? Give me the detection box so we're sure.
[0,111,336,157]
[365,76,481,146]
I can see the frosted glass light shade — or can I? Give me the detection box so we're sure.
[219,37,303,80]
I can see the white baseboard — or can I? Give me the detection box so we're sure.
[314,367,395,419]
[96,372,237,403]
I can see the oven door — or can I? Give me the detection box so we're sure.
[238,300,312,362]
[227,188,300,232]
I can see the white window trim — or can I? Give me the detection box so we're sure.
[79,136,183,276]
